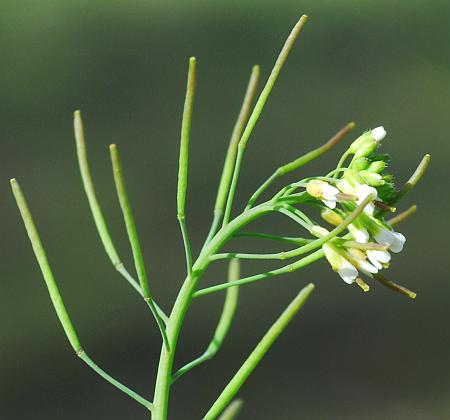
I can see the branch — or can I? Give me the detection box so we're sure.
[204,65,260,243]
[172,259,240,382]
[194,249,324,297]
[73,111,168,322]
[391,154,430,205]
[222,15,309,226]
[110,145,170,352]
[177,57,197,277]
[246,121,355,208]
[10,179,153,411]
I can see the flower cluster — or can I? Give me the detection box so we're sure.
[306,127,407,289]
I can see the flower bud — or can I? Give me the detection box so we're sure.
[310,225,329,238]
[367,161,386,173]
[349,126,386,158]
[321,208,344,226]
[354,141,378,158]
[343,169,364,186]
[353,157,369,171]
[371,126,386,141]
[359,170,385,186]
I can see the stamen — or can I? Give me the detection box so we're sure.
[336,193,358,201]
[374,200,396,212]
[344,241,387,251]
[356,277,370,292]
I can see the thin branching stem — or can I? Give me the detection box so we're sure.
[388,204,417,226]
[246,121,355,209]
[222,15,309,226]
[204,66,261,244]
[195,249,324,297]
[172,259,240,382]
[73,111,168,322]
[211,194,373,262]
[391,154,430,205]
[11,179,153,410]
[110,144,170,352]
[177,57,197,277]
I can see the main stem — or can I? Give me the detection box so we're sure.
[152,204,273,419]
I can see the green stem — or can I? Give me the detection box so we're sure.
[234,231,313,245]
[211,194,374,263]
[177,57,197,277]
[203,284,315,419]
[110,144,170,352]
[11,179,152,410]
[246,121,355,209]
[194,249,324,297]
[152,203,275,419]
[391,154,430,205]
[388,204,417,226]
[210,66,260,233]
[222,15,309,226]
[172,259,240,383]
[78,351,153,411]
[73,111,168,321]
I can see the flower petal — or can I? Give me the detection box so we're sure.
[337,259,358,284]
[389,231,406,253]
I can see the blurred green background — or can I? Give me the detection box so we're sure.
[1,1,449,419]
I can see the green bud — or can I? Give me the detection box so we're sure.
[343,169,364,186]
[352,158,369,171]
[359,170,385,186]
[349,131,372,154]
[321,208,344,226]
[354,140,378,158]
[368,161,386,173]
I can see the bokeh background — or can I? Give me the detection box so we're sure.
[1,1,449,419]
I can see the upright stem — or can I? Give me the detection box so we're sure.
[152,204,273,419]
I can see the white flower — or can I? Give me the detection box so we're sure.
[306,180,340,209]
[347,248,379,275]
[323,243,358,284]
[371,126,386,142]
[373,227,406,253]
[337,179,377,215]
[348,223,369,243]
[367,249,391,270]
[354,183,378,215]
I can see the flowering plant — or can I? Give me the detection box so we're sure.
[10,14,429,419]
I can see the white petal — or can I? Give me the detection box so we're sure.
[337,259,358,284]
[367,252,383,270]
[322,184,340,200]
[374,228,394,247]
[357,259,379,274]
[389,232,406,253]
[323,199,336,209]
[355,184,377,214]
[337,179,354,194]
[368,249,391,263]
[374,228,405,253]
[348,223,369,243]
[367,249,391,270]
[371,126,386,141]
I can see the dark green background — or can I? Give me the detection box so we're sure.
[1,1,449,419]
